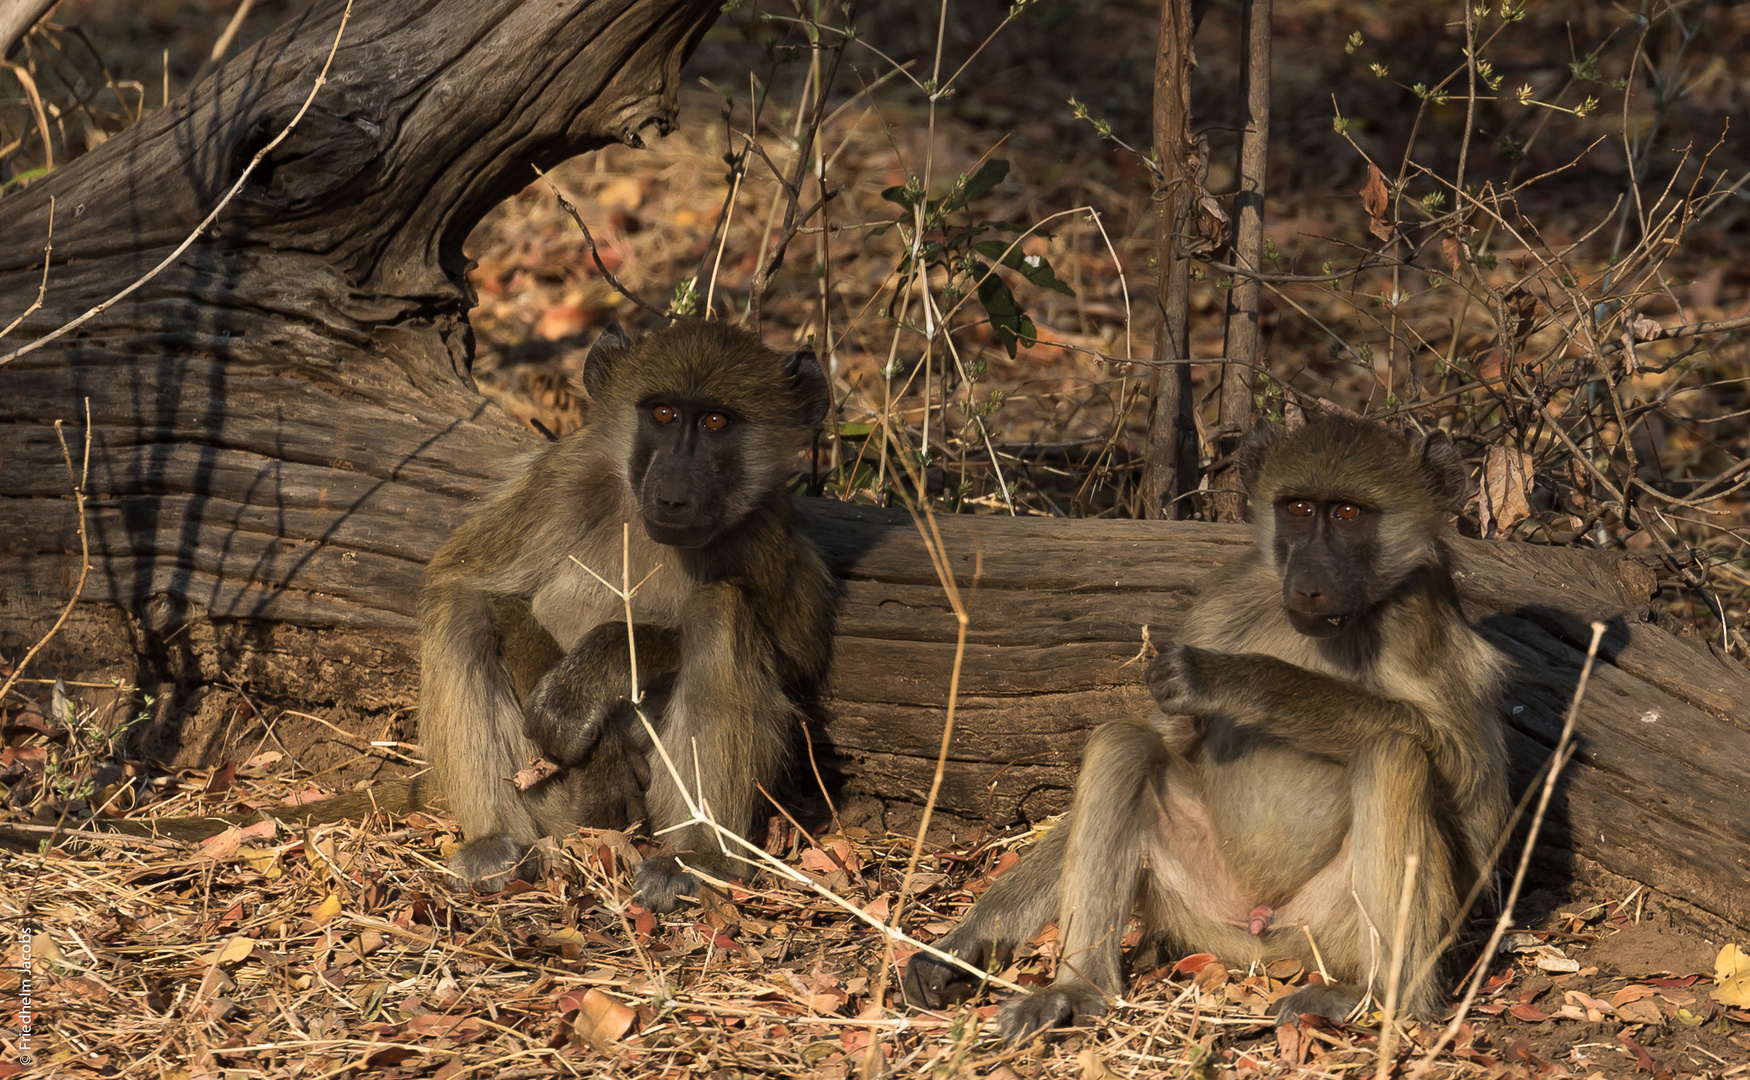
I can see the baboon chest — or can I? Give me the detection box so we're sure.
[527,539,688,649]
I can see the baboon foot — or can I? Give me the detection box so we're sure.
[998,983,1107,1044]
[448,834,538,892]
[1275,981,1365,1025]
[633,855,699,913]
[901,948,985,1010]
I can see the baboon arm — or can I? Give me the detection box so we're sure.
[1154,645,1453,765]
[523,622,682,766]
[562,622,685,689]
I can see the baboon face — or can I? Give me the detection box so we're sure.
[583,320,831,549]
[1243,415,1468,639]
[1271,495,1381,636]
[627,392,751,547]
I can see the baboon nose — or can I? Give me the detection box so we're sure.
[1292,588,1323,603]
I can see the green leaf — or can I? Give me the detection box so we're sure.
[880,184,918,211]
[959,159,1010,205]
[976,268,1028,358]
[971,241,1077,298]
[973,239,1018,264]
[1016,254,1075,297]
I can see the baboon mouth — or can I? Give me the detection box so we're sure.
[1286,608,1351,637]
[640,516,718,548]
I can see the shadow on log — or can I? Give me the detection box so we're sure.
[0,0,1746,936]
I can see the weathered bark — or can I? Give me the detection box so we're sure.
[0,0,1747,936]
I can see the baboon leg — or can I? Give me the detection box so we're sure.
[423,587,550,889]
[902,822,1069,1009]
[999,717,1173,1043]
[1279,735,1458,1022]
[637,582,796,912]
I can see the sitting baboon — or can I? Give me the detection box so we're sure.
[422,319,837,910]
[1,321,836,917]
[904,416,1508,1042]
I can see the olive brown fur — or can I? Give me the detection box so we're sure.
[420,319,836,910]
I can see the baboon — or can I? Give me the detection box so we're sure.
[903,416,1509,1042]
[420,318,836,910]
[2,322,836,915]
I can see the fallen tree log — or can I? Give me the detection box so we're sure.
[1,0,1746,936]
[798,502,1750,936]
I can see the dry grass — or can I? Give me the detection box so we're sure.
[0,757,1518,1079]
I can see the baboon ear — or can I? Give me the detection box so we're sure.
[581,323,633,398]
[1236,418,1278,493]
[785,349,832,427]
[1416,430,1469,512]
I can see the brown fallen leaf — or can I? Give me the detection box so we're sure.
[1611,983,1658,1008]
[1078,1046,1117,1079]
[1360,164,1393,241]
[197,827,243,861]
[1440,234,1465,275]
[1615,998,1664,1025]
[510,756,561,791]
[207,935,254,966]
[1478,445,1535,539]
[566,988,636,1045]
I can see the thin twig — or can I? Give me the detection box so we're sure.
[539,168,667,321]
[1372,852,1418,1080]
[0,195,52,340]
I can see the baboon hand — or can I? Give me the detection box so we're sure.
[447,834,540,892]
[901,936,1008,1010]
[522,667,616,766]
[1145,641,1209,713]
[998,983,1107,1044]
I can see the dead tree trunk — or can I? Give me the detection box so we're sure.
[1138,0,1201,520]
[1,0,1746,934]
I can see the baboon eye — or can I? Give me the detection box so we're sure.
[701,412,730,431]
[1286,500,1315,518]
[1333,503,1362,521]
[651,404,679,425]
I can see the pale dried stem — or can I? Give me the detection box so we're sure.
[0,194,53,340]
[1372,851,1419,1080]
